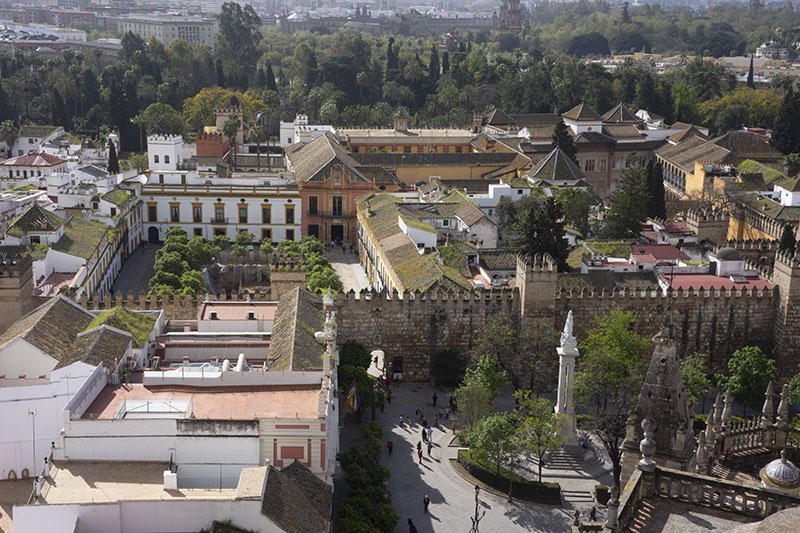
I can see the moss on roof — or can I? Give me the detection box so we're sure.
[52,217,109,259]
[85,307,156,348]
[101,189,131,207]
[738,159,787,185]
[6,205,64,237]
[567,241,633,270]
[7,184,38,192]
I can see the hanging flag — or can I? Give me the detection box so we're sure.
[345,379,360,415]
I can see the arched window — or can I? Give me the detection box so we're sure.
[165,155,170,164]
[154,155,159,163]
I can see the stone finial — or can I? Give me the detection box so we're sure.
[777,384,790,429]
[712,392,723,429]
[652,314,674,345]
[559,310,577,352]
[695,432,707,474]
[721,389,733,431]
[639,417,657,472]
[761,381,775,429]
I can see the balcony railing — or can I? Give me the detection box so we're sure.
[209,217,228,224]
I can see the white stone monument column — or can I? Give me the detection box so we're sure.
[555,310,579,441]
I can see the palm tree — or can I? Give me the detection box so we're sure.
[250,125,266,171]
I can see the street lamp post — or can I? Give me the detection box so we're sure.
[27,408,37,474]
[470,484,486,533]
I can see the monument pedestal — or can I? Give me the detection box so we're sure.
[555,345,579,441]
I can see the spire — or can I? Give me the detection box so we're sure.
[761,381,775,429]
[721,389,733,431]
[694,432,708,474]
[777,383,790,429]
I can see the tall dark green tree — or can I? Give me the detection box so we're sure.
[265,62,278,93]
[621,1,632,23]
[773,85,800,154]
[0,82,11,122]
[515,197,569,270]
[634,74,656,111]
[428,44,440,88]
[386,37,400,83]
[779,224,796,255]
[645,160,667,220]
[216,2,262,76]
[605,156,650,238]
[107,140,119,174]
[51,89,69,130]
[551,119,578,164]
[215,59,226,87]
[746,54,755,89]
[441,51,450,74]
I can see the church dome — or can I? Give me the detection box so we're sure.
[760,450,800,491]
[715,247,742,261]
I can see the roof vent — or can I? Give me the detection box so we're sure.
[210,311,218,319]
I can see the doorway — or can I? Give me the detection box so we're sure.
[331,224,344,244]
[148,226,160,244]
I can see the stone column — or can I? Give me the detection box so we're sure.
[556,311,579,441]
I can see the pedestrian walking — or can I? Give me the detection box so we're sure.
[417,441,422,452]
[387,389,392,404]
[408,519,417,533]
[434,414,439,427]
[421,427,427,442]
[418,448,423,463]
[387,440,394,455]
[423,495,430,514]
[427,441,432,456]
[432,392,438,407]
[415,408,420,421]
[399,414,404,427]
[427,427,433,442]
[590,506,597,521]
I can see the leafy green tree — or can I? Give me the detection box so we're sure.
[307,267,343,293]
[508,197,569,270]
[260,239,273,256]
[716,346,777,417]
[0,120,17,157]
[454,379,493,434]
[467,414,519,477]
[558,188,593,237]
[786,154,800,177]
[154,251,188,277]
[186,236,212,269]
[464,353,510,400]
[340,339,372,369]
[133,102,184,135]
[779,224,796,255]
[212,234,230,252]
[149,270,181,292]
[216,2,262,77]
[788,372,800,405]
[773,85,800,155]
[681,352,712,410]
[574,309,651,486]
[107,140,119,174]
[566,32,610,58]
[513,391,562,482]
[605,156,649,238]
[551,119,578,164]
[430,349,469,387]
[180,269,206,294]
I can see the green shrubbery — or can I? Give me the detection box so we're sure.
[337,422,398,532]
[458,450,561,505]
[149,228,212,296]
[274,236,343,293]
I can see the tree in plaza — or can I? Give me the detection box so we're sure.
[604,155,650,238]
[645,160,667,220]
[179,270,206,294]
[186,236,213,269]
[551,119,578,164]
[513,391,562,482]
[231,230,254,261]
[307,267,343,293]
[107,140,120,175]
[467,413,519,477]
[680,352,712,411]
[779,224,796,255]
[574,309,651,486]
[716,346,777,417]
[340,339,372,369]
[454,380,493,434]
[464,353,510,400]
[260,239,273,256]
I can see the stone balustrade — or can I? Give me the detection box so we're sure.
[616,469,644,532]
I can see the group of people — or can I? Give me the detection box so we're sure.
[324,239,355,254]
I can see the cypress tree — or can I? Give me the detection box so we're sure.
[266,62,278,92]
[0,82,11,122]
[441,51,450,74]
[645,160,667,220]
[773,85,800,154]
[51,89,68,130]
[255,67,266,89]
[779,224,796,255]
[746,55,755,89]
[215,59,226,87]
[428,44,440,88]
[551,119,578,164]
[107,140,120,174]
[516,197,569,270]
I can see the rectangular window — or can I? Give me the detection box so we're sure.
[584,159,595,172]
[285,206,294,224]
[170,205,179,222]
[159,174,164,184]
[261,228,272,242]
[599,159,607,171]
[193,206,202,223]
[215,206,224,222]
[214,228,226,237]
[286,229,295,241]
[332,196,343,217]
[456,146,463,153]
[181,175,186,184]
[308,196,318,216]
[148,205,157,222]
[308,224,319,238]
[262,206,271,223]
[333,167,342,187]
[238,206,247,224]
[194,228,202,236]
[110,207,117,217]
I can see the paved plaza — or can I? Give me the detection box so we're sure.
[336,381,613,533]
[327,247,370,292]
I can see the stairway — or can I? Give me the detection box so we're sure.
[527,446,604,474]
[561,489,595,505]
[626,498,657,533]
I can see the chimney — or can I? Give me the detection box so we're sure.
[210,311,218,320]
[393,111,408,132]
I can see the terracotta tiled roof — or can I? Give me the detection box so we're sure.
[261,461,332,533]
[668,125,708,144]
[0,152,65,167]
[602,103,640,124]
[286,132,367,184]
[562,102,601,121]
[269,288,324,372]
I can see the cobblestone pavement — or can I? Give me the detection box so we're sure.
[326,248,370,292]
[111,244,158,295]
[336,382,612,533]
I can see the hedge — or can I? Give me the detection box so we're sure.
[458,450,562,505]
